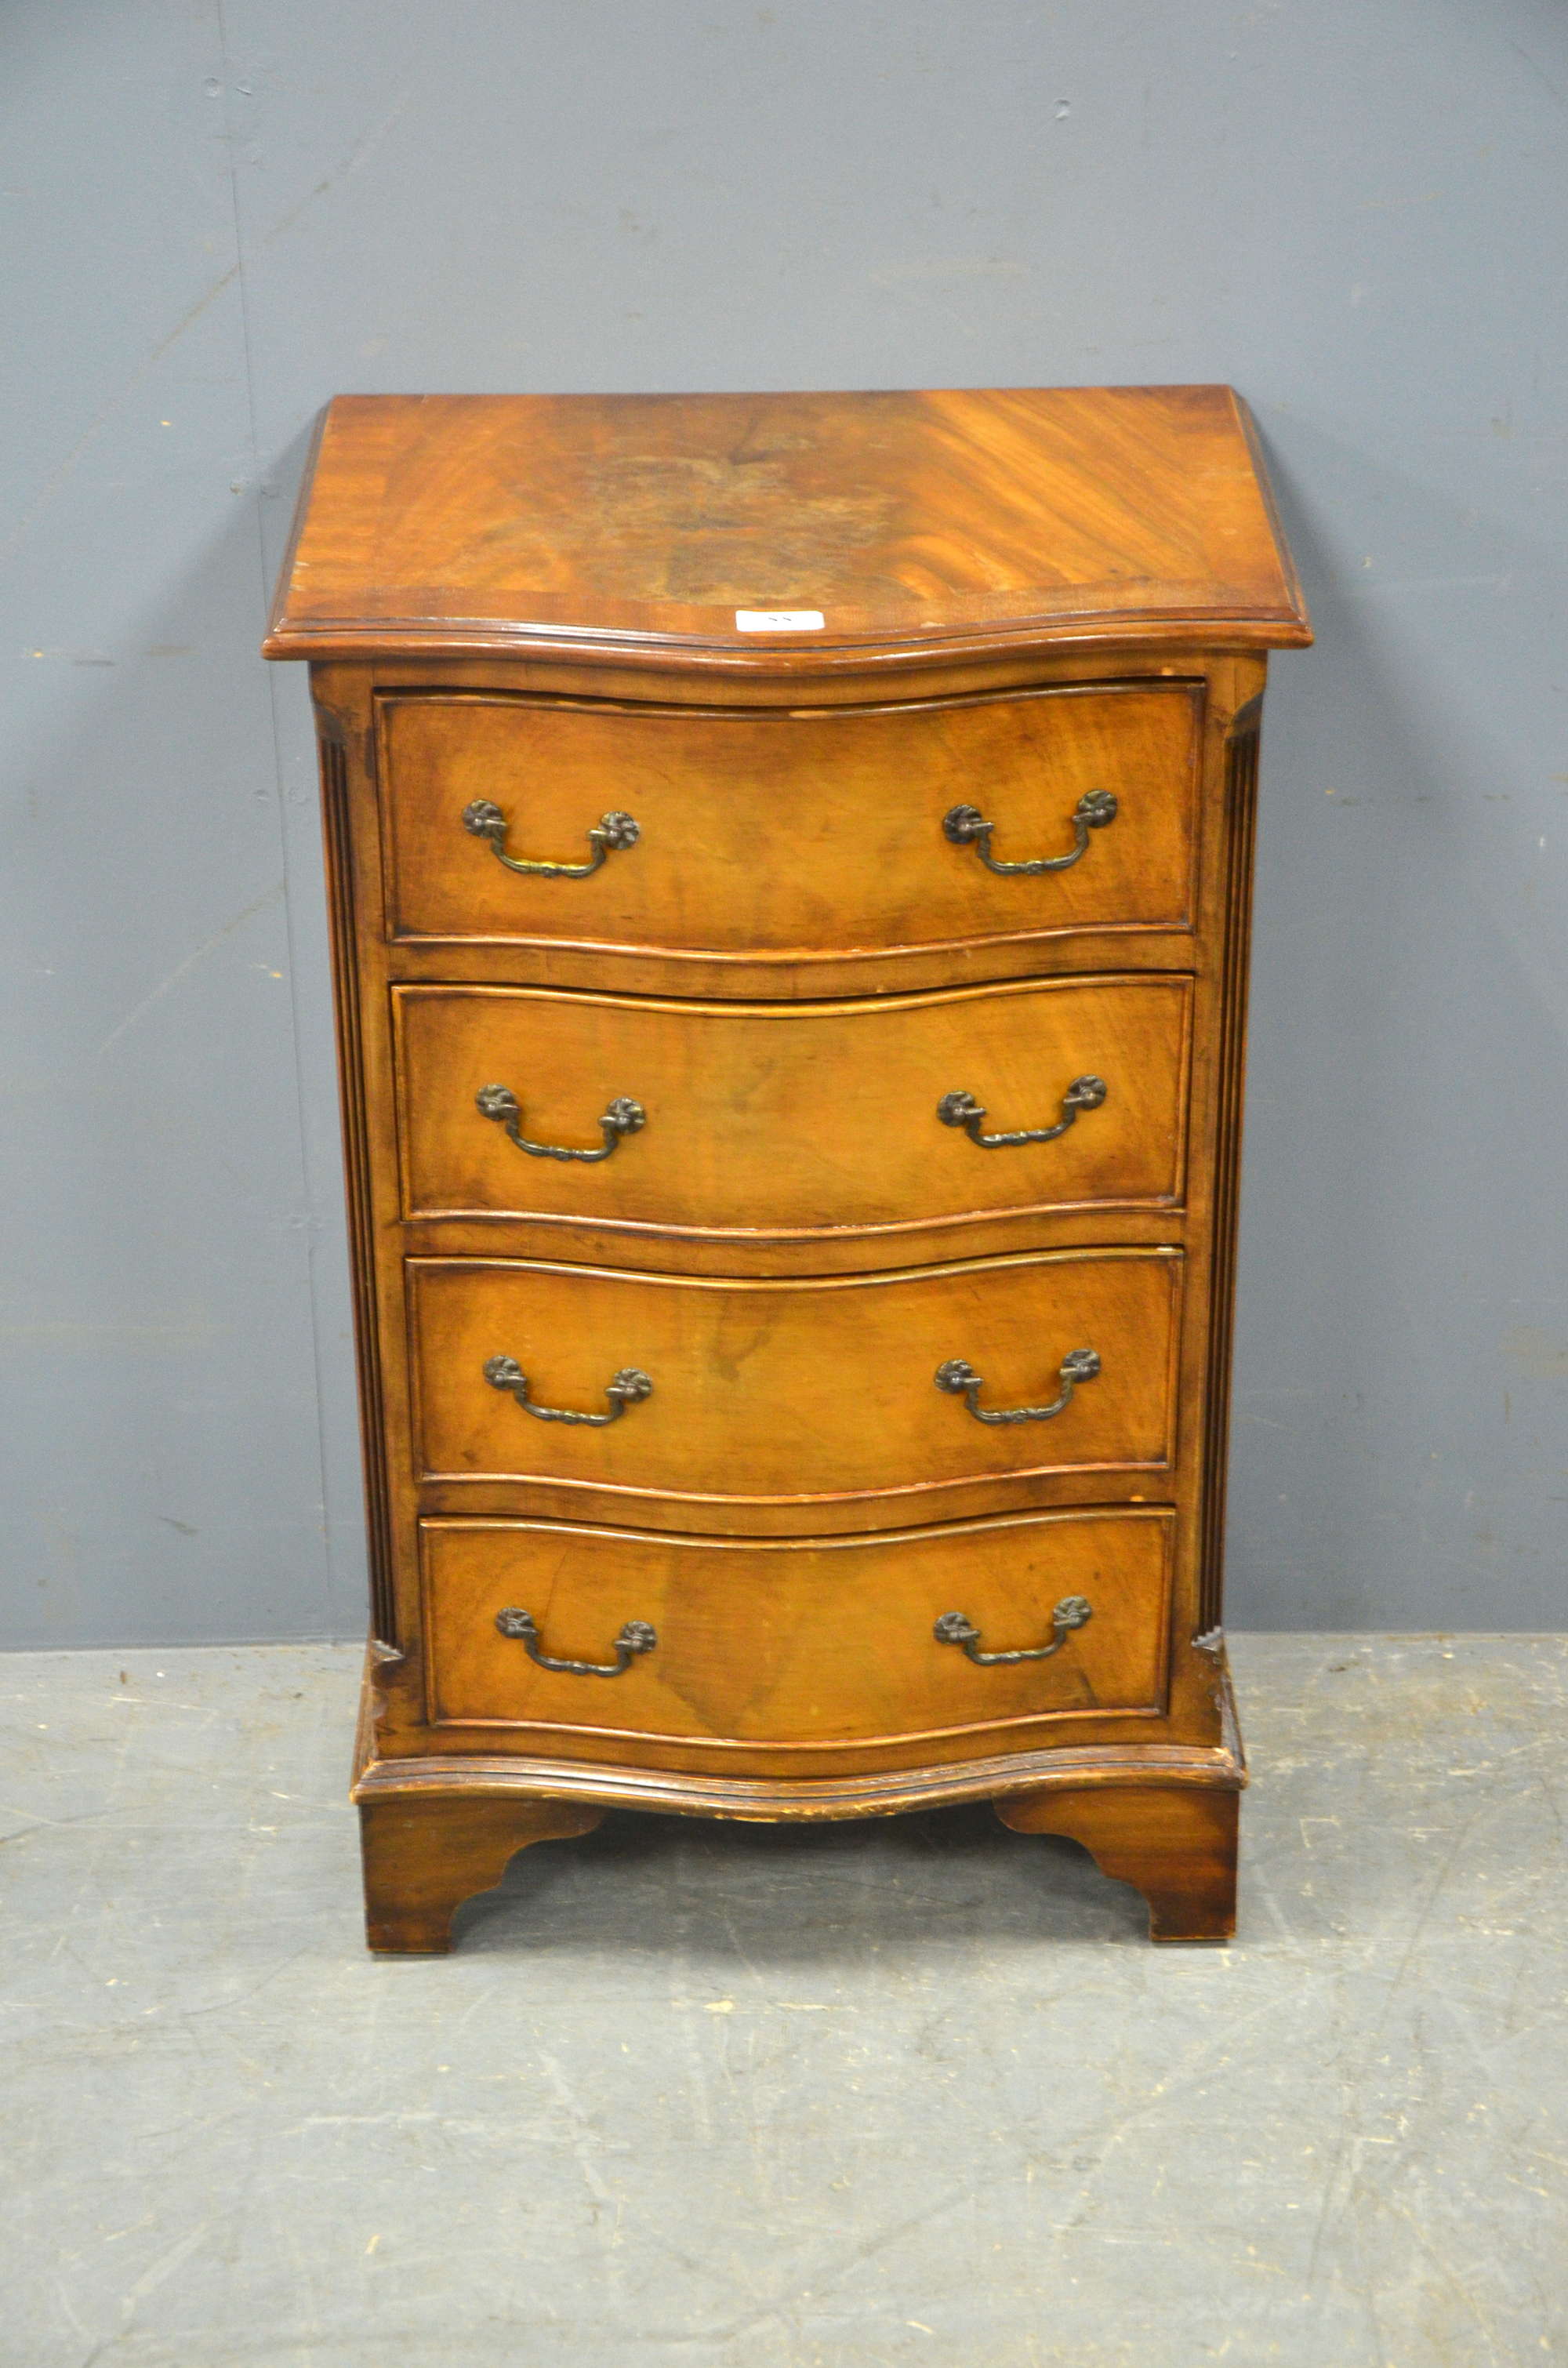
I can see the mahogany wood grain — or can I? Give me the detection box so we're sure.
[378,681,1201,958]
[419,1508,1174,1749]
[392,974,1192,1249]
[264,387,1310,668]
[407,1248,1181,1519]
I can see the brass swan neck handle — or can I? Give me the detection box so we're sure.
[942,789,1117,876]
[462,798,640,879]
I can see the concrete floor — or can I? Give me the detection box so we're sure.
[1,1636,1564,2368]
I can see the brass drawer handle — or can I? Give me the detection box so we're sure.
[495,1605,658,1676]
[477,1083,646,1163]
[934,1596,1093,1665]
[943,789,1117,875]
[935,1347,1100,1425]
[938,1074,1106,1148]
[462,797,640,878]
[483,1354,653,1425]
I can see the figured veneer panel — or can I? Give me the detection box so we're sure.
[265,387,1310,664]
[420,1509,1174,1746]
[378,681,1202,959]
[407,1248,1181,1516]
[392,974,1193,1242]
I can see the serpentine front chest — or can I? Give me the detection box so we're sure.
[264,383,1310,1950]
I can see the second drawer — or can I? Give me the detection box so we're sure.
[393,975,1192,1244]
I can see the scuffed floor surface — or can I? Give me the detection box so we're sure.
[1,1636,1564,2368]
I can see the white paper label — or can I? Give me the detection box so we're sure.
[735,608,825,632]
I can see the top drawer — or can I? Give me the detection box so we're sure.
[377,683,1203,972]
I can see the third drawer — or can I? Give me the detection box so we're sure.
[407,1246,1182,1527]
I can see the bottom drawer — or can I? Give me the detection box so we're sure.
[420,1508,1174,1752]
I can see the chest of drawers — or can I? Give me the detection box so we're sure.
[265,385,1310,1951]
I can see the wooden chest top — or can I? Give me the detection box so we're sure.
[263,385,1310,669]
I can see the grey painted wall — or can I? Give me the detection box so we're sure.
[4,0,1564,1646]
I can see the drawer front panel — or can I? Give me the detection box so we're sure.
[379,683,1201,958]
[394,975,1192,1239]
[422,1509,1174,1745]
[408,1250,1181,1516]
